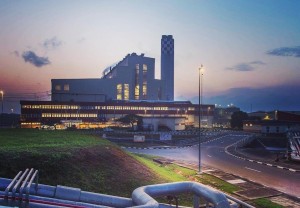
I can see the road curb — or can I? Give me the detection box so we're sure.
[225,143,300,173]
[122,135,300,173]
[121,134,231,150]
[121,145,194,150]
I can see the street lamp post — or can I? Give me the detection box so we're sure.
[0,90,3,114]
[198,65,203,173]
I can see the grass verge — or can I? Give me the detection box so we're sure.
[253,198,284,208]
[0,129,159,197]
[132,154,284,208]
[196,174,240,194]
[132,154,196,182]
[0,129,109,152]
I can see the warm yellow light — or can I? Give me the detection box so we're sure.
[199,65,204,74]
[0,90,3,100]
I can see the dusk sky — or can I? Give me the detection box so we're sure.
[1,0,300,113]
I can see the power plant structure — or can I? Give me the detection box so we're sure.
[51,35,175,103]
[20,35,215,129]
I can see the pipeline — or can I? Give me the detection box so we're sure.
[131,181,232,208]
[1,169,254,208]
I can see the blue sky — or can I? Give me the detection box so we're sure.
[0,0,300,113]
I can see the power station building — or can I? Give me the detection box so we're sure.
[52,35,175,102]
[20,35,215,130]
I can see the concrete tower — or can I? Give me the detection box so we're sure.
[161,35,174,101]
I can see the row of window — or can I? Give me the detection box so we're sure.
[21,122,40,125]
[117,84,130,100]
[42,113,97,118]
[55,84,70,91]
[22,105,197,111]
[23,105,79,109]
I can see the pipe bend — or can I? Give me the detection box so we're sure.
[131,181,230,208]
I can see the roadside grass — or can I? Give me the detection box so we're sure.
[132,154,197,206]
[253,198,284,208]
[132,154,196,181]
[196,174,240,194]
[132,154,284,208]
[133,154,241,206]
[0,129,110,152]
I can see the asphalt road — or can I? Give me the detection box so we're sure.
[126,132,300,198]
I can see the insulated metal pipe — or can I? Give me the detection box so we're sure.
[132,181,231,208]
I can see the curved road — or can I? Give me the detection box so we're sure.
[126,133,300,198]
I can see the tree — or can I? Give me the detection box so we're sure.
[230,111,249,129]
[116,114,143,129]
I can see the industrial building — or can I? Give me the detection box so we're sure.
[243,111,300,134]
[20,100,214,130]
[20,35,215,130]
[52,35,174,102]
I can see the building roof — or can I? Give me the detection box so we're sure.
[276,111,300,122]
[244,119,300,126]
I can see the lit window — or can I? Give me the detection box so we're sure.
[55,85,61,91]
[117,84,122,100]
[142,64,147,99]
[142,84,147,99]
[143,64,147,72]
[135,64,140,100]
[64,84,70,91]
[124,84,129,100]
[135,85,140,100]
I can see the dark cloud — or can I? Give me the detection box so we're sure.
[43,37,62,49]
[22,51,50,67]
[226,60,266,72]
[267,46,300,58]
[249,60,266,65]
[226,63,255,71]
[202,84,300,112]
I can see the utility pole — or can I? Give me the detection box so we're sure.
[198,65,203,173]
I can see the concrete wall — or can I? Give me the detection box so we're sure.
[143,117,186,131]
[261,125,288,134]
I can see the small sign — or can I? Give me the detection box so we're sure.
[134,135,145,142]
[160,133,172,141]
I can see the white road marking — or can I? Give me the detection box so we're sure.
[203,169,215,173]
[207,155,212,157]
[245,167,261,173]
[227,179,246,184]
